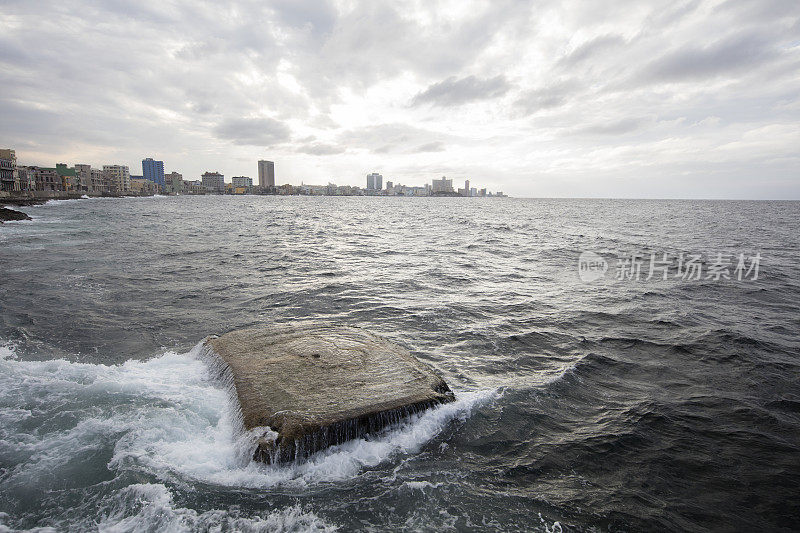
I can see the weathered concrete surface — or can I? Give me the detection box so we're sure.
[0,207,31,223]
[204,323,454,462]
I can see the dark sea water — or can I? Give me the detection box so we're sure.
[0,196,798,532]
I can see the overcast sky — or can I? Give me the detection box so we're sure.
[1,0,798,198]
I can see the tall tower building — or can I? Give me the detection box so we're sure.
[366,172,383,190]
[142,158,165,187]
[432,176,453,193]
[258,160,275,188]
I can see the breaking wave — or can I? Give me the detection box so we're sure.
[0,341,494,529]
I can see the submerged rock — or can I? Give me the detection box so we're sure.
[0,207,31,223]
[203,323,455,463]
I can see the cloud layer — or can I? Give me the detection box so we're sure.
[0,0,798,198]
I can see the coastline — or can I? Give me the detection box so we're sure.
[0,191,140,207]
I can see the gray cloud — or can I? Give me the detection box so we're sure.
[411,75,511,107]
[641,33,780,83]
[412,142,446,153]
[213,118,291,146]
[296,143,346,155]
[514,80,582,116]
[559,34,627,66]
[0,0,797,198]
[270,0,337,34]
[574,117,648,136]
[338,123,459,154]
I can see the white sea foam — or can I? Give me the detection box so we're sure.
[0,341,495,493]
[27,198,78,207]
[95,483,336,533]
[0,341,18,360]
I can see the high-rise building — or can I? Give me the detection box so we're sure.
[258,160,274,188]
[201,171,225,194]
[142,158,165,187]
[432,176,453,193]
[366,172,383,190]
[102,165,130,193]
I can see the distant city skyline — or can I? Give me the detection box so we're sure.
[2,145,510,196]
[0,2,798,199]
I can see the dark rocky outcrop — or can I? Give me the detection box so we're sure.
[203,323,454,463]
[0,207,31,223]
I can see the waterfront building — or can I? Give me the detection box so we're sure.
[17,166,35,191]
[130,177,159,195]
[102,165,131,193]
[334,185,361,196]
[184,180,206,194]
[232,176,253,189]
[201,171,225,194]
[432,176,453,193]
[163,172,183,194]
[142,158,165,187]
[277,183,298,195]
[366,172,383,190]
[34,167,64,191]
[258,160,274,189]
[0,149,19,192]
[0,157,15,192]
[55,164,78,191]
[74,164,105,194]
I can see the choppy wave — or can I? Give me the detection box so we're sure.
[0,341,494,529]
[3,196,799,531]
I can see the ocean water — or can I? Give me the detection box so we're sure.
[0,196,798,532]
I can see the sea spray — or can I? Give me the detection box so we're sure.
[0,340,495,494]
